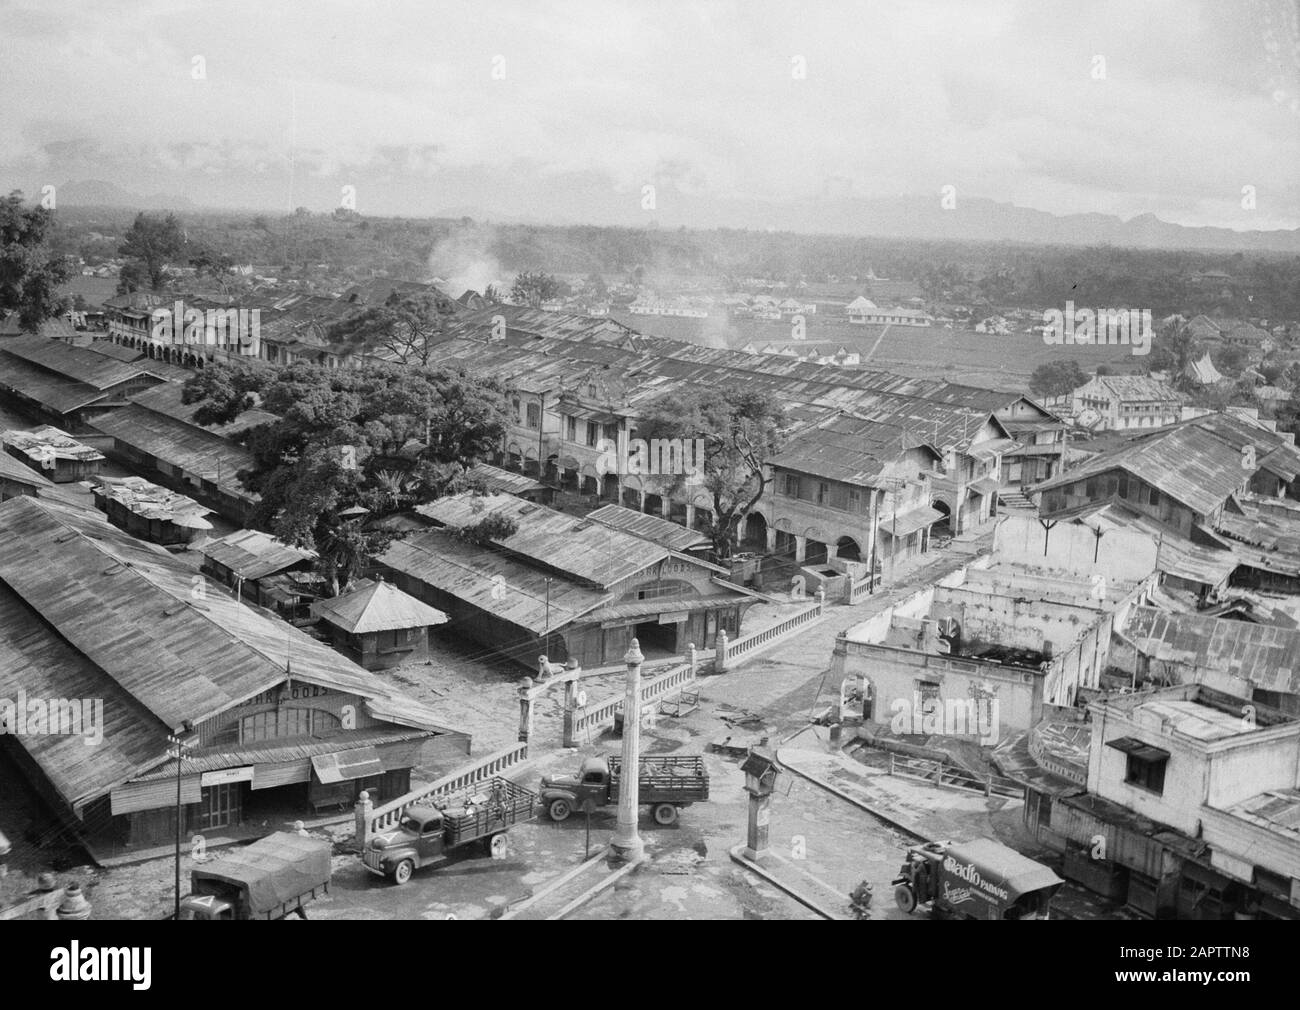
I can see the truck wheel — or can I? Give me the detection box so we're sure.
[391,859,414,886]
[652,803,678,826]
[489,833,508,859]
[548,799,572,822]
[894,883,917,913]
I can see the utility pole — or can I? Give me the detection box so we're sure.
[543,577,552,661]
[869,487,880,593]
[167,732,190,919]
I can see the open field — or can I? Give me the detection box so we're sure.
[611,310,1145,390]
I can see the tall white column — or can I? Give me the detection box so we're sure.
[610,638,645,863]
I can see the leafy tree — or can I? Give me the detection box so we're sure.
[452,511,520,546]
[0,191,73,331]
[1028,360,1086,399]
[1276,392,1300,439]
[636,386,785,560]
[115,260,149,295]
[1145,320,1200,388]
[183,361,512,590]
[1213,344,1247,375]
[118,212,186,290]
[483,283,502,304]
[181,361,265,426]
[325,290,451,366]
[510,270,560,307]
[584,272,608,299]
[190,244,243,297]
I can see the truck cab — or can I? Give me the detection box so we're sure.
[539,757,610,822]
[365,805,447,884]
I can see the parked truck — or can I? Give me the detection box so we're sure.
[892,838,1064,920]
[362,776,537,885]
[540,754,709,826]
[178,831,331,921]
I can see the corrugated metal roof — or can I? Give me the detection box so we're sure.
[0,448,54,488]
[430,307,1029,454]
[311,578,448,633]
[768,413,924,486]
[378,528,609,634]
[586,504,710,552]
[93,474,212,525]
[1222,788,1300,840]
[202,528,316,580]
[89,403,256,497]
[85,340,144,362]
[467,461,545,495]
[1035,419,1250,515]
[0,496,460,734]
[416,492,667,588]
[2,334,150,389]
[132,725,433,781]
[1085,374,1182,402]
[1124,606,1300,696]
[0,350,109,413]
[0,583,170,811]
[879,506,944,538]
[2,425,105,464]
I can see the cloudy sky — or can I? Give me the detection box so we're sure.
[2,0,1297,230]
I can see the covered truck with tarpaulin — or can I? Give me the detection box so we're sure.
[180,831,332,920]
[893,838,1065,920]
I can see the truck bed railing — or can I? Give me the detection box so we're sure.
[361,742,529,846]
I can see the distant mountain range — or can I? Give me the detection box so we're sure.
[48,178,1299,252]
[53,179,196,212]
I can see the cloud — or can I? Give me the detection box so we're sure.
[0,0,1293,228]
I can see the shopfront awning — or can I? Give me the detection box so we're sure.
[878,506,944,539]
[310,747,383,784]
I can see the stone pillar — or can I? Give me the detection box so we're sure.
[638,489,647,512]
[794,535,807,564]
[517,677,535,743]
[715,630,730,672]
[816,587,826,611]
[354,790,374,851]
[688,643,697,675]
[743,793,772,861]
[660,495,671,518]
[685,503,696,529]
[610,639,645,863]
[765,527,777,552]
